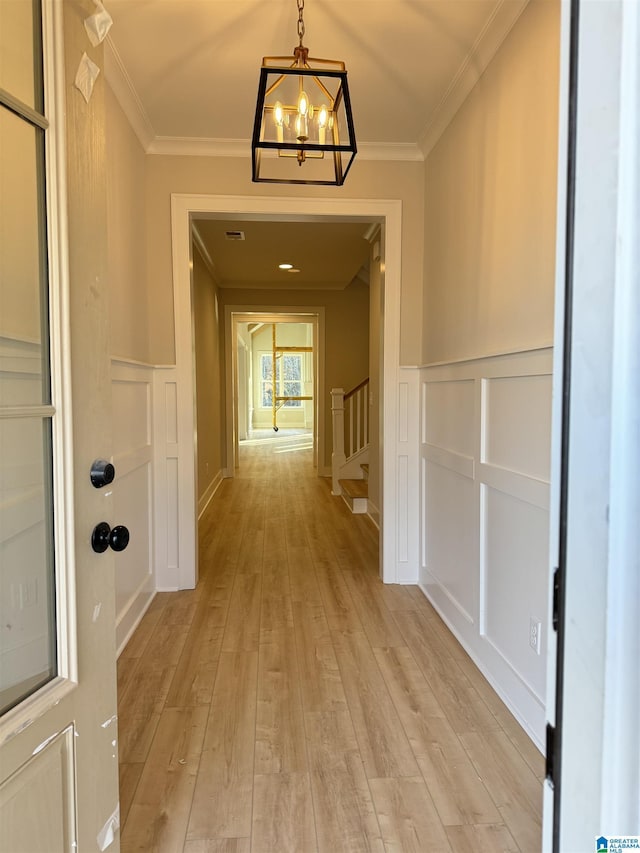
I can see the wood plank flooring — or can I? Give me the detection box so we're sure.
[118,438,543,852]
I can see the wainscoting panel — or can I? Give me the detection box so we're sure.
[424,458,476,624]
[483,486,549,703]
[111,361,155,653]
[153,368,185,591]
[394,369,420,583]
[419,347,553,747]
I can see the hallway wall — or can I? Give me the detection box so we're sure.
[419,0,561,746]
[193,244,224,511]
[106,83,150,363]
[220,283,369,474]
[144,158,424,368]
[106,82,156,645]
[423,0,559,363]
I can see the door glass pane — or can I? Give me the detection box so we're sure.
[0,105,50,407]
[0,0,43,112]
[0,417,56,715]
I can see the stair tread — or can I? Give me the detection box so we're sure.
[339,478,368,499]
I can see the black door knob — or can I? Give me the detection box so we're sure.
[91,521,111,553]
[109,525,130,552]
[91,459,115,488]
[91,522,130,553]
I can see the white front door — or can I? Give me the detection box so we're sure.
[0,2,119,850]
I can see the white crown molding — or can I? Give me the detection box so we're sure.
[148,136,251,157]
[104,37,155,151]
[357,142,423,162]
[191,223,221,284]
[418,0,530,158]
[146,136,423,162]
[218,279,350,291]
[104,0,527,164]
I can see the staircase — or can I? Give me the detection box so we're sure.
[339,463,369,514]
[331,381,370,514]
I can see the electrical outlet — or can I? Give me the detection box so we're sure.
[529,618,542,655]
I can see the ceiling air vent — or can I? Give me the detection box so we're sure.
[224,230,245,241]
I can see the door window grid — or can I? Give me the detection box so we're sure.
[260,353,303,408]
[0,0,58,717]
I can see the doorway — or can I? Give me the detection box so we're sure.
[234,317,316,457]
[171,195,404,586]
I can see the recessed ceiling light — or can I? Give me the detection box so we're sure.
[287,268,301,274]
[278,263,293,270]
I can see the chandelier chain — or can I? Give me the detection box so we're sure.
[297,0,305,45]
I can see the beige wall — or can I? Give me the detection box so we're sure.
[423,0,560,364]
[193,244,224,497]
[220,282,369,469]
[145,156,424,366]
[105,84,150,362]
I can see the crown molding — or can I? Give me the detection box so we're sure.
[418,0,530,158]
[218,279,350,291]
[358,142,423,162]
[191,223,221,284]
[147,136,423,162]
[103,37,155,151]
[104,0,528,164]
[147,136,251,157]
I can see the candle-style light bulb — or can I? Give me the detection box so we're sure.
[273,100,284,143]
[317,104,328,145]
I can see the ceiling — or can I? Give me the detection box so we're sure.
[104,0,527,286]
[192,219,372,289]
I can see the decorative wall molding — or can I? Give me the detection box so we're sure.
[104,38,154,151]
[111,359,155,652]
[419,0,530,157]
[419,346,553,748]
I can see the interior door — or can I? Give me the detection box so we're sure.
[0,2,120,850]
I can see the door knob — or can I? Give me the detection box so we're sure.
[90,459,115,488]
[109,525,130,552]
[91,522,130,553]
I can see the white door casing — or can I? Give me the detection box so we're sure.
[0,3,120,850]
[170,195,408,585]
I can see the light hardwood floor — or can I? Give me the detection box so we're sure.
[118,437,544,852]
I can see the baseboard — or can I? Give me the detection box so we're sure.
[116,589,156,657]
[417,581,545,752]
[198,470,224,520]
[367,500,381,530]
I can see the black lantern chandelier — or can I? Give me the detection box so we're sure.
[251,0,357,185]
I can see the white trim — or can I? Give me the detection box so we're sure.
[171,194,403,586]
[198,470,224,520]
[148,136,424,162]
[115,592,156,658]
[46,0,76,688]
[418,0,530,157]
[103,37,154,151]
[599,0,640,831]
[0,1,76,745]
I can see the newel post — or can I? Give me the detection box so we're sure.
[331,388,346,495]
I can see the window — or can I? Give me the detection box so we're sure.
[260,353,303,408]
[0,0,58,715]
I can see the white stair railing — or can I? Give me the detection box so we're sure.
[331,379,370,495]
